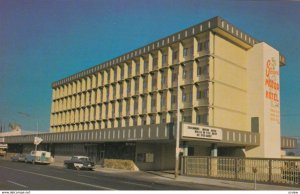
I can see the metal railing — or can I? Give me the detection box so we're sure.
[183,156,300,186]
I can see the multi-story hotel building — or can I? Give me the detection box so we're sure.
[4,16,295,170]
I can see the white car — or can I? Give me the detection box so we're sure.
[25,151,53,164]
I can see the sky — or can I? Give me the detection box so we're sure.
[0,0,299,137]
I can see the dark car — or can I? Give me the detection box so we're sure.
[64,156,95,170]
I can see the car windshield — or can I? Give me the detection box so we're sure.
[79,157,90,162]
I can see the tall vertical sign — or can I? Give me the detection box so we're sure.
[246,42,281,158]
[264,57,280,125]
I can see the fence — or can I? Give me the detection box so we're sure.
[183,156,300,186]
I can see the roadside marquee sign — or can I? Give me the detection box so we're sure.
[181,123,223,141]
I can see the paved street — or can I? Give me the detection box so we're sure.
[0,160,232,190]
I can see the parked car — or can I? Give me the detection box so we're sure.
[25,150,53,164]
[64,156,95,170]
[11,153,26,162]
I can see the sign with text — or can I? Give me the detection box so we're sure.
[264,55,280,125]
[182,124,223,140]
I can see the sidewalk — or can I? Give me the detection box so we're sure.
[50,162,299,190]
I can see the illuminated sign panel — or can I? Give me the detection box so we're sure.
[182,123,223,140]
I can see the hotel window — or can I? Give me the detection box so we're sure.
[107,70,110,83]
[182,92,186,102]
[196,114,208,125]
[128,64,131,77]
[160,93,165,107]
[172,51,178,61]
[112,102,115,117]
[161,72,166,87]
[142,97,147,111]
[183,115,192,123]
[105,104,108,117]
[119,101,122,113]
[150,115,156,124]
[114,68,117,81]
[197,63,209,76]
[142,116,147,125]
[113,85,116,99]
[126,118,130,127]
[127,81,131,95]
[153,57,158,69]
[170,113,177,123]
[136,63,140,75]
[98,105,102,118]
[101,72,104,85]
[183,48,188,57]
[134,98,138,112]
[197,88,208,99]
[171,94,177,104]
[135,79,139,94]
[118,119,122,127]
[182,69,186,79]
[88,91,92,104]
[152,73,157,89]
[143,76,148,91]
[151,96,156,111]
[106,87,109,101]
[126,100,130,115]
[172,69,178,83]
[133,117,138,126]
[110,120,114,128]
[144,61,148,72]
[120,65,124,79]
[162,54,167,65]
[120,83,123,97]
[160,114,166,123]
[203,40,209,51]
[198,40,209,52]
[190,47,194,56]
[89,77,92,89]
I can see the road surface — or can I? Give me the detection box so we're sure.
[0,159,233,190]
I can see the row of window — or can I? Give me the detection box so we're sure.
[52,86,209,113]
[51,112,209,131]
[53,57,210,100]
